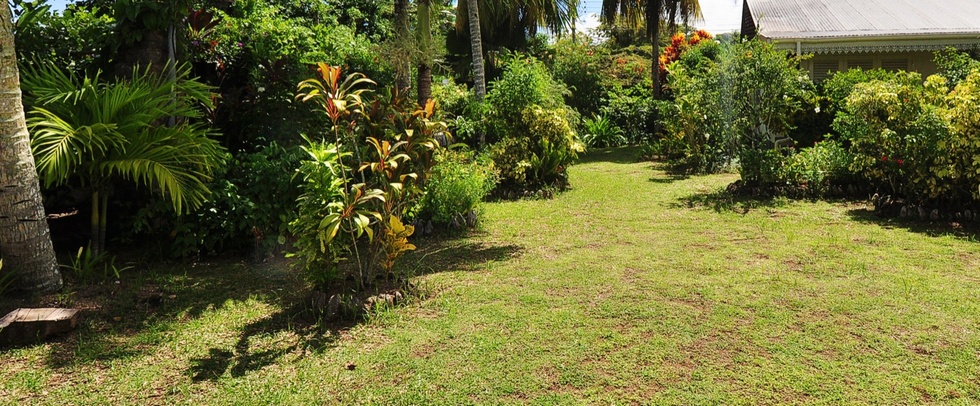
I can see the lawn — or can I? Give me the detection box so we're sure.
[3,147,980,405]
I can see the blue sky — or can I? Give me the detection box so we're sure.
[577,0,743,35]
[47,0,743,35]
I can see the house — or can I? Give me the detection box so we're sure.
[741,0,980,81]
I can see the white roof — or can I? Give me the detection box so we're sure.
[747,0,980,40]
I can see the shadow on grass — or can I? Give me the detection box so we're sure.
[2,235,523,379]
[0,258,321,371]
[188,302,353,382]
[649,173,689,184]
[402,234,523,276]
[672,189,790,214]
[845,208,980,242]
[576,147,638,165]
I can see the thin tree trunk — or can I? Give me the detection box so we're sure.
[466,0,487,148]
[649,0,663,99]
[416,0,433,106]
[0,3,62,293]
[394,0,412,93]
[90,190,101,255]
[417,64,432,107]
[98,190,108,255]
[668,0,677,35]
[466,0,487,101]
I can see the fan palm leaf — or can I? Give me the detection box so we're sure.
[21,61,225,254]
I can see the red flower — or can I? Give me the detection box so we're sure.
[882,156,888,161]
[896,159,904,165]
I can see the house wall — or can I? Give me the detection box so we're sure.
[803,51,938,82]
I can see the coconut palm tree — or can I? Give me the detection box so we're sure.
[601,0,701,98]
[0,2,62,293]
[464,0,487,101]
[21,62,225,255]
[455,0,580,73]
[416,0,435,106]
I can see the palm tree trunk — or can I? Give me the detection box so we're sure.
[0,3,62,294]
[649,0,663,99]
[394,0,412,93]
[466,0,487,101]
[466,0,487,148]
[99,190,109,255]
[416,0,433,106]
[90,190,101,255]
[668,0,678,34]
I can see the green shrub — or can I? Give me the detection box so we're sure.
[484,56,570,145]
[127,142,303,258]
[785,140,856,193]
[739,149,787,185]
[667,39,813,174]
[833,72,954,202]
[482,55,584,191]
[548,39,610,117]
[431,78,473,120]
[421,150,497,226]
[822,68,901,113]
[935,47,980,88]
[582,115,626,148]
[602,83,658,144]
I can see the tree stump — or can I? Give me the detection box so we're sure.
[0,308,79,346]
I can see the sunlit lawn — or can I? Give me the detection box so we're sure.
[3,147,980,404]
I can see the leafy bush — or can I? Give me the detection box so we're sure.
[421,150,497,226]
[431,78,473,120]
[480,56,584,190]
[934,47,980,88]
[548,39,610,117]
[822,68,901,113]
[602,82,658,144]
[665,39,813,174]
[484,56,570,144]
[127,142,304,258]
[784,140,856,193]
[582,115,627,148]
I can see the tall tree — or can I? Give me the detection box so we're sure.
[455,0,579,56]
[464,0,487,101]
[394,0,411,93]
[0,2,62,293]
[416,0,433,106]
[601,0,700,98]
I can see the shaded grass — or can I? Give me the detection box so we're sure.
[3,146,980,404]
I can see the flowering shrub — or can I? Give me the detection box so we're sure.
[664,39,812,174]
[659,30,712,84]
[833,69,980,204]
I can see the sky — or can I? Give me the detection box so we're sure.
[46,0,745,36]
[577,0,744,36]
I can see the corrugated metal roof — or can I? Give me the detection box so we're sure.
[747,0,980,40]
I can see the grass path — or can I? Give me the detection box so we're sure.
[4,147,980,404]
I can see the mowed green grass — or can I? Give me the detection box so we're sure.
[4,147,980,405]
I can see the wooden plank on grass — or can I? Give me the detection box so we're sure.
[0,308,79,346]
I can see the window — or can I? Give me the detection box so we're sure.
[846,59,874,70]
[812,60,840,82]
[881,58,909,72]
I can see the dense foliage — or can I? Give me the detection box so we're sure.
[664,38,813,173]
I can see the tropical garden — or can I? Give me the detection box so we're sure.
[2,0,980,403]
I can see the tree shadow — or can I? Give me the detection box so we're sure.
[576,147,639,165]
[845,207,980,242]
[1,234,524,376]
[648,173,689,184]
[188,301,353,382]
[672,189,790,214]
[401,234,523,276]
